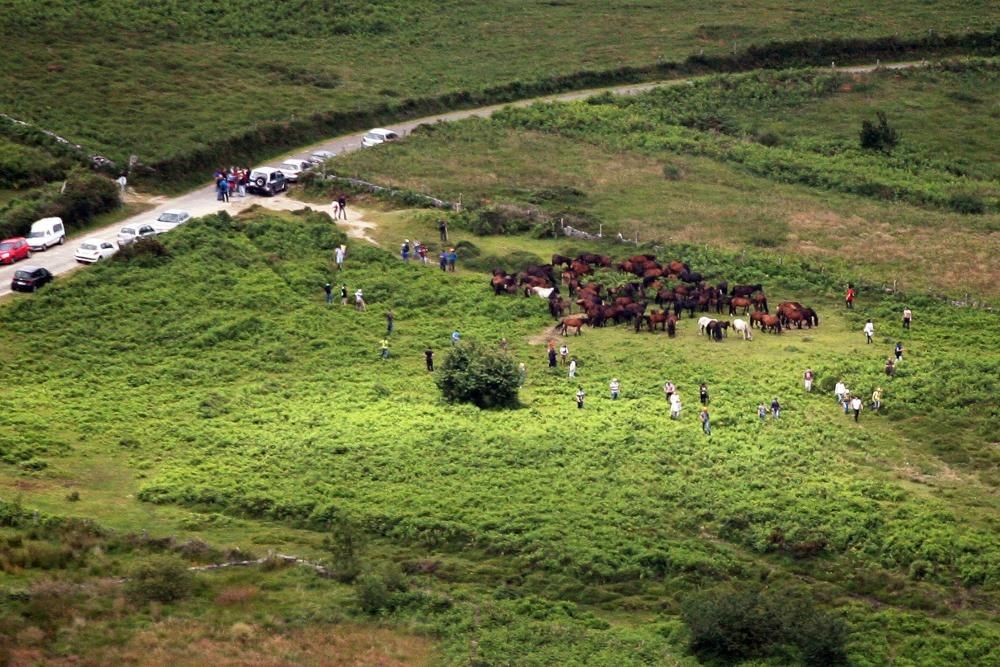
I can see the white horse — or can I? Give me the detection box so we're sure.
[733,318,753,340]
[698,316,716,335]
[531,286,556,299]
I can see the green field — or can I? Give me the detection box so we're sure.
[322,62,1000,301]
[1,0,997,171]
[1,210,997,664]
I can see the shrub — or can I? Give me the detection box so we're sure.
[661,163,683,180]
[322,514,366,583]
[859,111,900,152]
[124,554,194,603]
[948,193,986,214]
[113,237,171,266]
[436,342,520,408]
[355,573,391,614]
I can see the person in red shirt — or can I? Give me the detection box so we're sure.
[845,284,856,309]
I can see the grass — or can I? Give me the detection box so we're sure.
[321,63,1000,301]
[0,208,997,664]
[1,1,997,170]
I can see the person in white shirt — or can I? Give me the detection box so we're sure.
[850,396,863,422]
[610,378,620,400]
[863,319,874,344]
[803,368,814,392]
[902,307,912,329]
[559,344,569,366]
[568,358,577,379]
[335,245,346,270]
[354,288,366,311]
[835,381,847,403]
[670,393,682,419]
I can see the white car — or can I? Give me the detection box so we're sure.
[151,209,191,233]
[278,159,312,182]
[74,238,118,264]
[361,128,400,148]
[117,223,158,246]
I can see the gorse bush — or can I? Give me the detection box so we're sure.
[436,342,520,408]
[124,554,194,603]
[860,111,901,152]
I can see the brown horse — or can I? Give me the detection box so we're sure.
[559,315,587,336]
[729,296,752,315]
[647,310,670,332]
[752,292,769,313]
[749,311,768,328]
[666,313,677,337]
[760,314,783,333]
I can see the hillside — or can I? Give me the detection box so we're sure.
[1,209,997,664]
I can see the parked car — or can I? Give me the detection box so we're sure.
[361,128,400,148]
[151,209,191,233]
[74,238,119,264]
[247,167,288,196]
[117,223,158,246]
[10,265,54,292]
[26,217,65,251]
[278,159,312,182]
[309,150,336,163]
[0,237,32,264]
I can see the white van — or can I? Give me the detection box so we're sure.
[27,217,66,251]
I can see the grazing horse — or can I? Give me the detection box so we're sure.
[530,286,557,299]
[749,311,767,328]
[647,310,670,332]
[559,316,587,336]
[680,270,703,284]
[706,320,730,341]
[551,254,572,267]
[800,307,819,327]
[698,316,715,335]
[548,295,567,319]
[729,296,752,315]
[732,318,752,340]
[760,314,783,333]
[752,292,769,313]
[731,283,763,298]
[570,260,593,276]
[666,313,677,337]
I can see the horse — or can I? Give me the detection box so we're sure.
[491,274,517,295]
[729,296,752,316]
[706,320,730,341]
[752,292,769,313]
[731,283,763,297]
[647,310,670,332]
[680,270,703,284]
[548,295,567,319]
[800,307,819,327]
[551,254,572,267]
[666,313,677,337]
[530,286,557,299]
[760,314,783,333]
[667,260,688,276]
[570,260,593,276]
[732,318,753,340]
[749,311,767,328]
[698,316,716,335]
[559,315,587,336]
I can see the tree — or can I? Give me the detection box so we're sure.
[859,111,900,152]
[436,342,519,408]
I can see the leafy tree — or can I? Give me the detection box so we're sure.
[859,111,900,152]
[436,342,519,408]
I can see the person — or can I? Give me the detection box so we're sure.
[116,173,127,194]
[902,306,912,330]
[575,386,586,409]
[439,250,448,272]
[842,392,852,415]
[871,387,883,412]
[894,341,904,361]
[337,194,347,220]
[385,310,395,335]
[885,358,895,377]
[451,331,461,345]
[771,397,781,419]
[834,380,847,403]
[418,242,429,264]
[335,245,346,270]
[559,344,569,366]
[222,177,231,202]
[803,368,814,392]
[323,282,333,305]
[518,363,527,386]
[757,403,768,421]
[610,378,620,400]
[670,392,682,419]
[499,337,508,352]
[331,199,340,217]
[863,319,874,344]
[700,408,711,435]
[425,348,434,372]
[438,219,448,241]
[354,288,366,311]
[238,168,248,197]
[699,383,709,406]
[401,240,410,261]
[845,283,856,309]
[379,338,389,360]
[547,343,557,368]
[851,395,863,422]
[663,381,675,402]
[340,284,348,306]
[568,357,577,379]
[447,248,458,272]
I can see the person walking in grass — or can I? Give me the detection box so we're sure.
[803,368,814,392]
[379,338,389,360]
[610,378,620,400]
[401,239,410,262]
[771,397,781,420]
[575,386,586,409]
[439,219,448,242]
[425,348,434,372]
[842,392,852,415]
[863,319,875,344]
[835,380,847,403]
[700,408,711,435]
[568,357,577,379]
[447,248,458,272]
[885,358,896,377]
[385,310,395,335]
[871,387,883,412]
[451,331,461,345]
[894,341,904,361]
[757,403,768,421]
[548,345,557,368]
[518,363,527,386]
[116,173,127,194]
[337,194,348,220]
[851,395,863,422]
[663,381,675,403]
[699,383,709,406]
[439,250,448,272]
[559,344,569,366]
[335,245,346,270]
[670,392,682,420]
[902,306,912,330]
[340,284,348,306]
[845,283,856,309]
[323,282,333,305]
[354,288,366,312]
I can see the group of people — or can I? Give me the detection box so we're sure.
[214,167,251,201]
[399,238,458,272]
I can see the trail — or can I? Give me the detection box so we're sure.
[0,59,929,298]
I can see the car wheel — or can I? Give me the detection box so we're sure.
[26,251,32,259]
[254,176,266,188]
[58,237,64,245]
[41,243,48,251]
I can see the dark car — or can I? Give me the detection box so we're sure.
[11,265,54,292]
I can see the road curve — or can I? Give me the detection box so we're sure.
[0,60,925,299]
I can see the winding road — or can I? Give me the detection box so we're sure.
[0,60,922,298]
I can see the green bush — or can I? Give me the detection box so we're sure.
[859,111,900,152]
[436,341,520,408]
[355,573,391,614]
[124,554,194,603]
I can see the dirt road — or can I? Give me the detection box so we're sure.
[0,60,924,298]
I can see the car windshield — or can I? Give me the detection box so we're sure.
[27,231,44,238]
[282,163,301,170]
[0,242,14,250]
[364,133,381,141]
[80,243,97,250]
[13,270,32,279]
[157,213,183,223]
[120,228,136,235]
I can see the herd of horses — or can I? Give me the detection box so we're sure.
[489,252,819,340]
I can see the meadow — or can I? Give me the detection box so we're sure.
[0,1,997,178]
[1,208,997,664]
[320,61,1000,301]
